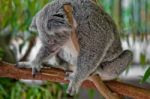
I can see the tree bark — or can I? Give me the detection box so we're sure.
[0,61,150,99]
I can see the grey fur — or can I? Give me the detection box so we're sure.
[17,0,133,96]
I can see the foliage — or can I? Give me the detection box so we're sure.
[0,78,69,99]
[0,0,51,34]
[99,0,150,35]
[141,67,150,83]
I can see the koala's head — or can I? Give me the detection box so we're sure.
[29,0,75,35]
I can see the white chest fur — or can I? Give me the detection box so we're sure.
[59,38,79,66]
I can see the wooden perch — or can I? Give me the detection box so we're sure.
[0,61,150,99]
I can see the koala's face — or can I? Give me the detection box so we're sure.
[29,1,72,35]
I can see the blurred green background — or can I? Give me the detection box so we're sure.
[0,0,150,99]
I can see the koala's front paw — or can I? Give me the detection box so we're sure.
[66,73,81,96]
[16,62,31,68]
[31,64,43,76]
[16,62,43,76]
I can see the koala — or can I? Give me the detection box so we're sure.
[17,0,133,96]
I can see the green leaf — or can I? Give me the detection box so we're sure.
[141,67,150,83]
[140,53,147,66]
[88,89,95,99]
[0,85,7,96]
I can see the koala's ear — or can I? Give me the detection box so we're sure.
[29,16,37,32]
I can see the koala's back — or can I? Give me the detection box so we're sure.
[71,0,123,62]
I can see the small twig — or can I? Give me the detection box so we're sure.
[89,75,121,99]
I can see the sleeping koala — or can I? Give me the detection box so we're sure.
[17,0,133,95]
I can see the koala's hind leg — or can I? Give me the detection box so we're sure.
[17,45,58,75]
[66,39,113,95]
[97,50,133,80]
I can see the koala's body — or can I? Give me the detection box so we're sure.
[18,0,133,95]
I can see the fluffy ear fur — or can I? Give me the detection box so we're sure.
[29,16,37,32]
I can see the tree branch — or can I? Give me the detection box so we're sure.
[0,61,150,99]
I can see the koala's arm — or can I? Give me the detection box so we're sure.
[17,44,58,74]
[17,9,72,75]
[65,1,119,95]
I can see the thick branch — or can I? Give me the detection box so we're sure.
[0,61,150,99]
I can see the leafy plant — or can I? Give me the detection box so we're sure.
[0,78,68,99]
[141,67,150,83]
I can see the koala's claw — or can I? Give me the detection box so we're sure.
[64,71,72,80]
[67,87,78,96]
[16,62,31,68]
[66,79,80,96]
[31,67,41,77]
[15,61,19,68]
[31,64,43,77]
[65,73,81,95]
[16,62,43,76]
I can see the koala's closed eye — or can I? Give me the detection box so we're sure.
[53,13,64,18]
